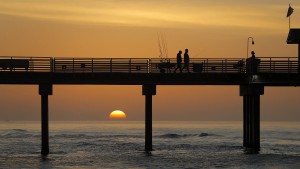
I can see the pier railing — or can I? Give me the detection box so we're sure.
[0,56,52,72]
[0,56,298,74]
[257,57,298,73]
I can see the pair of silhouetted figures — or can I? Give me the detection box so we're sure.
[174,49,190,73]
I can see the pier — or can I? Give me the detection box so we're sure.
[1,55,300,155]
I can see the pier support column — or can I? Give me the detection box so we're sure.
[39,84,53,156]
[142,84,156,151]
[240,85,264,151]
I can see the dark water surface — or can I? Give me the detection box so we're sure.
[0,121,299,168]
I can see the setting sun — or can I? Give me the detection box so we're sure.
[109,110,126,119]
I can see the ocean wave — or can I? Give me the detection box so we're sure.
[12,129,27,132]
[199,133,220,137]
[51,134,144,140]
[159,133,219,138]
[0,129,34,138]
[105,134,144,138]
[159,134,182,138]
[76,141,98,146]
[52,133,87,138]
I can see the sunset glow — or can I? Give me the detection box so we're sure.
[0,1,300,121]
[109,110,126,119]
[0,1,296,29]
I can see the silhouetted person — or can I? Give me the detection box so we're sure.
[251,51,256,58]
[182,49,190,73]
[250,51,258,75]
[174,50,182,73]
[247,51,258,81]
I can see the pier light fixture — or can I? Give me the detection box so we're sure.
[247,37,255,58]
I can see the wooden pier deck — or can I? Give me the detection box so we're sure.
[1,56,300,155]
[0,56,300,86]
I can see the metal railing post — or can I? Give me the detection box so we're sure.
[222,60,224,73]
[147,59,149,73]
[110,58,112,73]
[30,57,33,72]
[73,58,75,73]
[206,59,208,73]
[225,59,227,72]
[288,58,290,74]
[53,58,56,73]
[49,57,52,73]
[149,59,151,73]
[92,58,94,73]
[269,58,271,73]
[129,58,131,73]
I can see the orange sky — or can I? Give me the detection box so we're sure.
[0,0,300,121]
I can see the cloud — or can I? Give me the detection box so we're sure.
[0,0,294,30]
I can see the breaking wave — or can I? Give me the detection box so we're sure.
[159,133,220,138]
[0,129,35,138]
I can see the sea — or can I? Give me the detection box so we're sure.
[0,121,299,169]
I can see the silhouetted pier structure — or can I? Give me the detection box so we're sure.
[1,55,300,155]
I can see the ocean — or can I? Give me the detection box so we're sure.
[0,121,299,169]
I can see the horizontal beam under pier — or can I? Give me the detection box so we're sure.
[0,72,247,85]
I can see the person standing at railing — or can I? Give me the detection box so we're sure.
[174,50,182,73]
[251,51,255,58]
[182,49,190,73]
[251,51,259,75]
[246,51,261,81]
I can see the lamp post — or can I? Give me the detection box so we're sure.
[247,37,255,58]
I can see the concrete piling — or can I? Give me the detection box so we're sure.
[240,85,264,150]
[142,84,156,151]
[39,83,53,155]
